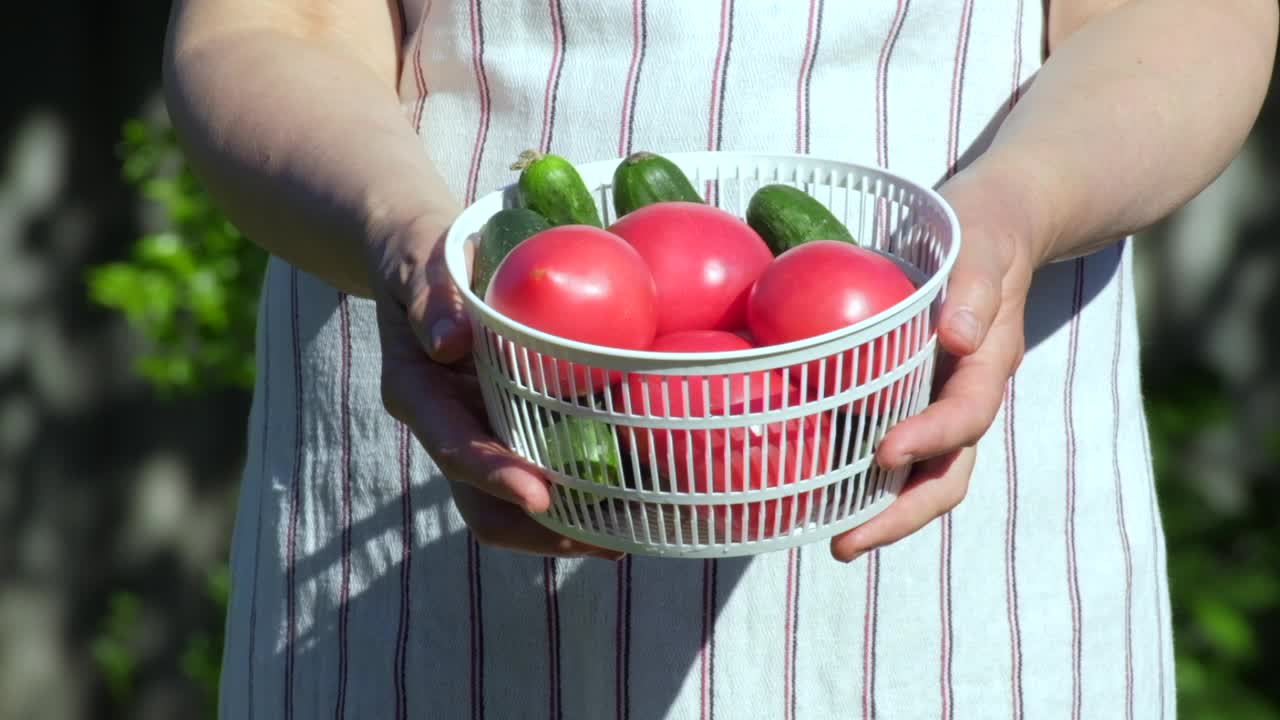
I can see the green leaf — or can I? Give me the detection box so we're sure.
[137,232,197,276]
[89,114,265,392]
[188,269,229,329]
[87,263,145,309]
[138,353,196,388]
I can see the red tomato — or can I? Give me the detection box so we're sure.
[673,412,833,540]
[747,241,916,398]
[611,330,794,466]
[485,225,658,396]
[608,202,774,335]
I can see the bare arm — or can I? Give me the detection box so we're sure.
[163,0,617,559]
[162,0,456,297]
[835,0,1277,561]
[981,0,1278,265]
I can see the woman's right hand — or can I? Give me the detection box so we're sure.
[369,214,625,561]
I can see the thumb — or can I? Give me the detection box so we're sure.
[936,174,1023,357]
[421,238,474,364]
[392,228,473,365]
[938,235,1007,357]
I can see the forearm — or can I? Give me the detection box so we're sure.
[972,0,1277,266]
[162,1,457,297]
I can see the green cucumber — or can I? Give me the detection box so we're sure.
[745,183,857,255]
[540,414,624,508]
[511,150,603,227]
[471,207,551,297]
[611,151,703,216]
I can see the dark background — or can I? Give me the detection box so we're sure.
[2,3,1278,718]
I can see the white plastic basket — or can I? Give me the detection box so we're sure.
[444,152,960,558]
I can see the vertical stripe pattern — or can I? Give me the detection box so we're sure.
[615,558,632,720]
[1009,0,1025,111]
[782,551,797,720]
[785,553,802,720]
[876,0,909,169]
[333,294,354,720]
[699,559,718,720]
[939,514,955,720]
[699,7,734,717]
[537,5,567,715]
[616,0,647,159]
[940,4,975,718]
[784,6,821,716]
[402,15,430,714]
[705,0,735,152]
[245,275,271,720]
[614,5,645,718]
[464,0,492,209]
[393,424,413,720]
[794,0,823,155]
[862,552,879,719]
[465,3,491,718]
[230,5,1170,718]
[1065,259,1087,720]
[946,0,976,179]
[703,0,735,205]
[284,267,303,720]
[410,0,434,131]
[539,0,567,153]
[865,5,908,714]
[1005,7,1026,717]
[469,538,485,720]
[545,558,562,720]
[1141,414,1167,719]
[1110,243,1135,720]
[1004,380,1024,719]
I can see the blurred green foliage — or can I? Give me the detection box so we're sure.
[89,567,229,719]
[87,117,266,392]
[90,592,142,706]
[85,115,250,715]
[1146,368,1280,720]
[182,565,232,719]
[85,114,1280,719]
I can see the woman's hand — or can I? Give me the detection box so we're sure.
[827,0,1277,563]
[371,215,625,561]
[829,162,1039,563]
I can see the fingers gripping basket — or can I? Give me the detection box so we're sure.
[444,152,961,558]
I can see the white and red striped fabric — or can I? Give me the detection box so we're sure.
[218,2,1176,718]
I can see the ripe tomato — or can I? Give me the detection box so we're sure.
[611,330,794,466]
[608,202,774,335]
[672,411,832,540]
[485,225,658,395]
[747,241,916,398]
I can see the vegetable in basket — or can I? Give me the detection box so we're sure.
[470,207,551,296]
[539,414,625,509]
[745,183,857,255]
[511,149,603,227]
[608,201,772,335]
[611,151,703,216]
[484,224,658,396]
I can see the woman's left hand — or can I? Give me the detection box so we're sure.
[829,161,1042,563]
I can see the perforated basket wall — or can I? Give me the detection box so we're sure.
[444,152,960,558]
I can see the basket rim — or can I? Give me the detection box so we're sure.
[444,151,961,366]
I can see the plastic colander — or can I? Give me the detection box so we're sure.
[443,152,960,558]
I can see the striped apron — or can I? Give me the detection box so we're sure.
[218,2,1176,718]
